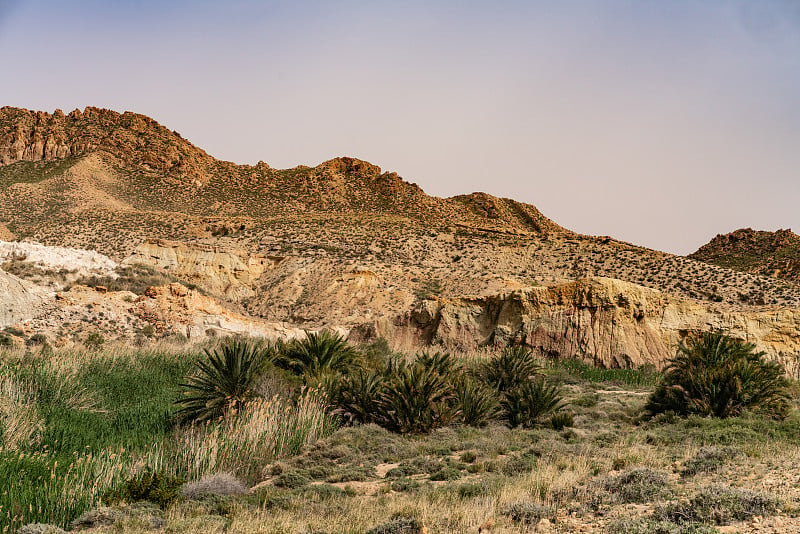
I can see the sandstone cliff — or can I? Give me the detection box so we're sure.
[132,283,305,341]
[123,239,281,300]
[386,277,800,372]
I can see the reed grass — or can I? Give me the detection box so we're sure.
[147,389,337,482]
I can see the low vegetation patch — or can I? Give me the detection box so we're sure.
[3,334,800,533]
[655,485,779,525]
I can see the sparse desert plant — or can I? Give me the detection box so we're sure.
[366,516,426,534]
[475,346,543,393]
[608,518,716,534]
[175,338,271,424]
[681,446,739,478]
[181,472,249,499]
[645,332,790,419]
[603,468,672,503]
[501,501,553,524]
[655,484,778,525]
[549,411,574,430]
[501,378,566,428]
[84,332,105,350]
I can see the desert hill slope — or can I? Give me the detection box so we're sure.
[691,228,800,285]
[3,106,800,368]
[1,106,797,309]
[0,106,564,253]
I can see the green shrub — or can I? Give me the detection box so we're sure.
[459,450,477,463]
[429,467,461,481]
[104,468,184,509]
[453,377,502,427]
[604,468,672,503]
[655,485,778,525]
[646,332,790,419]
[175,338,270,424]
[457,480,494,498]
[390,479,421,493]
[501,378,566,428]
[272,470,311,489]
[475,346,542,393]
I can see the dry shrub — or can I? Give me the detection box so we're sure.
[182,472,249,499]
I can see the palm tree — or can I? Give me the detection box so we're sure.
[646,332,790,419]
[175,338,271,424]
[280,330,361,379]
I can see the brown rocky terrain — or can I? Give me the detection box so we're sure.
[2,106,800,368]
[691,227,800,283]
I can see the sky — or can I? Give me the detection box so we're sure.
[1,0,799,255]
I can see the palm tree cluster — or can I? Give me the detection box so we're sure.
[646,332,790,419]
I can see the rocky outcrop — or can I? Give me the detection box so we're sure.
[133,283,305,340]
[0,268,48,328]
[388,277,800,371]
[691,228,800,282]
[123,239,281,301]
[0,106,214,184]
[0,240,118,278]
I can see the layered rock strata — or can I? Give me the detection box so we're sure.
[387,277,800,371]
[123,239,281,300]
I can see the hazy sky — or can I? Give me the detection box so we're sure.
[1,1,798,254]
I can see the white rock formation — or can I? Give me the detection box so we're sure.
[0,240,118,278]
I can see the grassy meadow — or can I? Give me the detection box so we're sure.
[1,336,799,533]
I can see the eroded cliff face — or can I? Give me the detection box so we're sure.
[123,239,281,301]
[0,269,48,328]
[132,283,306,341]
[387,277,800,371]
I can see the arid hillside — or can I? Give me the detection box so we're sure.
[3,106,800,368]
[691,228,800,285]
[1,106,797,308]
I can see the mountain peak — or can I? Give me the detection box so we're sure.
[0,105,213,184]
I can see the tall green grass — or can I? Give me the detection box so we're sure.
[549,358,661,388]
[0,345,337,531]
[0,347,189,530]
[149,389,338,482]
